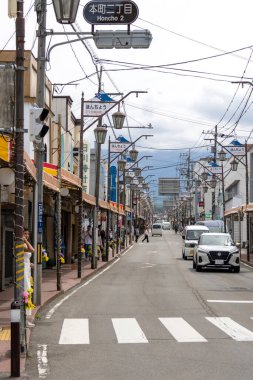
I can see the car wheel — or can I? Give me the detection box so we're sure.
[193,260,196,269]
[234,266,240,273]
[182,250,185,259]
[196,262,202,272]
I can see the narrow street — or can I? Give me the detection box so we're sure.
[26,231,253,380]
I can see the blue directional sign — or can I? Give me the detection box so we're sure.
[83,1,139,25]
[38,202,43,233]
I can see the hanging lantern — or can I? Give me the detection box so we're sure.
[202,185,208,193]
[129,148,138,161]
[125,175,132,184]
[134,167,141,177]
[117,159,126,171]
[52,0,80,24]
[112,111,125,129]
[219,148,226,161]
[209,177,217,189]
[201,171,208,181]
[195,179,201,187]
[94,125,107,144]
[230,158,238,171]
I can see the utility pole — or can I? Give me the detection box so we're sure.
[14,0,25,360]
[78,93,84,278]
[34,0,47,305]
[212,125,218,220]
[56,115,62,290]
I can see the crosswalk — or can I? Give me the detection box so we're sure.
[58,316,253,345]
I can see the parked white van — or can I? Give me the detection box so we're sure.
[152,223,163,236]
[182,225,209,260]
[162,222,171,230]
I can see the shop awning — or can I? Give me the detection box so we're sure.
[43,171,59,192]
[61,168,81,189]
[99,200,110,210]
[24,151,36,181]
[83,193,96,206]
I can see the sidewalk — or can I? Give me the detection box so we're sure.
[0,251,120,378]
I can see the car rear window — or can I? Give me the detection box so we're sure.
[186,230,208,240]
[153,225,161,229]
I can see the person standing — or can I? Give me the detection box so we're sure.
[23,228,35,325]
[84,225,92,260]
[142,227,149,243]
[134,227,140,243]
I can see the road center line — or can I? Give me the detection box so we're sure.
[207,300,253,303]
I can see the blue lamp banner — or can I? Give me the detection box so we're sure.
[110,165,117,202]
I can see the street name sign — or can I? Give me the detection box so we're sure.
[228,145,245,156]
[83,0,139,24]
[110,141,131,153]
[84,100,115,116]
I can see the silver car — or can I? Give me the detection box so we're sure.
[193,233,240,273]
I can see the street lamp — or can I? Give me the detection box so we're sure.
[201,171,208,181]
[117,158,127,171]
[129,147,138,161]
[195,178,201,187]
[230,158,239,172]
[125,175,132,184]
[52,0,80,24]
[134,167,141,177]
[112,110,125,129]
[209,176,217,189]
[94,124,107,144]
[218,148,226,162]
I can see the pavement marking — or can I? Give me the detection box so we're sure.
[45,257,121,319]
[59,319,89,344]
[112,318,148,344]
[37,344,49,379]
[207,300,253,303]
[159,317,207,343]
[206,317,253,341]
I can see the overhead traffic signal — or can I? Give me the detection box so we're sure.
[29,107,49,142]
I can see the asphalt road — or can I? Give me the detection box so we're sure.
[26,231,253,380]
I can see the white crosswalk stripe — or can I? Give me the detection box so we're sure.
[59,318,90,344]
[112,318,148,343]
[159,317,207,342]
[57,316,253,345]
[206,317,253,341]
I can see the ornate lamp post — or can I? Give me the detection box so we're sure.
[52,0,80,24]
[92,124,107,269]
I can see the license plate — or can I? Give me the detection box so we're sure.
[215,259,224,265]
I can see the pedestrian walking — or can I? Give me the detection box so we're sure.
[134,227,140,243]
[84,225,92,260]
[142,227,149,243]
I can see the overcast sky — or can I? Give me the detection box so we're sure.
[1,1,253,206]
